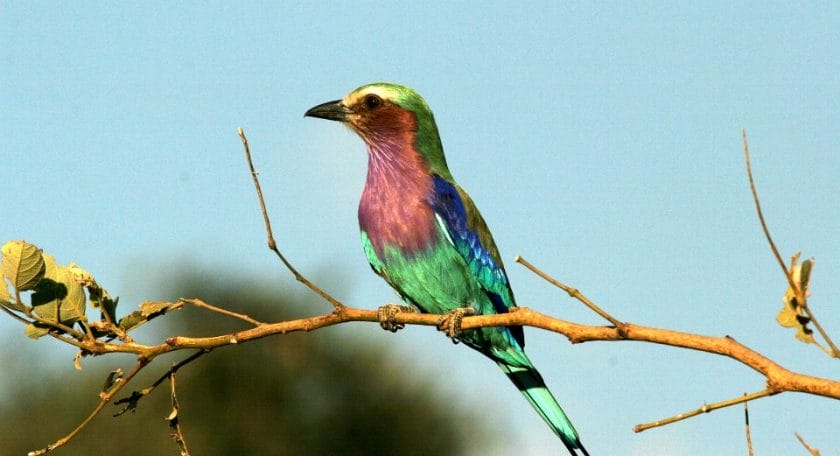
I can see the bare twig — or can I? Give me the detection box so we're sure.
[29,357,149,456]
[634,389,775,433]
[181,298,263,326]
[238,128,345,310]
[795,432,820,456]
[744,394,754,456]
[167,372,190,456]
[515,255,624,329]
[742,130,839,358]
[802,305,839,358]
[0,302,34,325]
[742,130,798,294]
[114,350,207,416]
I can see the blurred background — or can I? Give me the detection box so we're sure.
[2,2,838,455]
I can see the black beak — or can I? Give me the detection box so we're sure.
[304,99,353,122]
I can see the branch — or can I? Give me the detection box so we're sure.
[796,432,821,456]
[61,305,838,401]
[633,389,774,433]
[22,294,840,454]
[515,255,624,329]
[742,130,798,296]
[28,357,149,456]
[744,395,754,456]
[166,371,190,456]
[114,350,207,417]
[181,298,263,326]
[742,130,839,357]
[238,127,344,310]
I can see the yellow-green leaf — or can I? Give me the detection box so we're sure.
[31,255,86,325]
[118,301,180,332]
[777,256,816,344]
[140,301,176,317]
[57,265,86,323]
[1,240,46,291]
[24,323,49,339]
[0,277,12,304]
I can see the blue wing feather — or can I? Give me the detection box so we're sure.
[430,175,524,347]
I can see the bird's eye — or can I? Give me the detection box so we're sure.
[364,95,382,110]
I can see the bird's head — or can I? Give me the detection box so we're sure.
[305,83,450,177]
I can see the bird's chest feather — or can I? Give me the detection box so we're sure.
[358,177,438,256]
[357,139,442,257]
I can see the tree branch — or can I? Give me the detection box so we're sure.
[515,255,625,329]
[28,357,149,455]
[744,395,754,456]
[796,432,821,456]
[60,305,839,402]
[238,127,344,310]
[633,389,774,433]
[742,130,839,358]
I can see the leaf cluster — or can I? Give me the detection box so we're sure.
[1,240,178,343]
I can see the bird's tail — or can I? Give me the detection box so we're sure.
[496,360,590,456]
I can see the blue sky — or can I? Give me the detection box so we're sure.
[2,2,839,454]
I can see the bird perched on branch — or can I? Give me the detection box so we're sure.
[306,83,589,455]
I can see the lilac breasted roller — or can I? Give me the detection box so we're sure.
[306,83,589,455]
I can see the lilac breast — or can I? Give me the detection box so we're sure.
[358,140,437,256]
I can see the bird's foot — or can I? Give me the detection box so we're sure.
[377,304,416,333]
[437,307,476,344]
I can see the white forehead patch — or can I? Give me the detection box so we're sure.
[343,85,396,107]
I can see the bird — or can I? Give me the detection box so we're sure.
[305,83,589,455]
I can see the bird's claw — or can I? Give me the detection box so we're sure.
[377,304,415,333]
[437,307,476,344]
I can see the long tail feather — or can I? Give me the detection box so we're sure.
[497,361,589,456]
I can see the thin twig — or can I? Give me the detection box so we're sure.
[515,255,624,329]
[99,302,132,342]
[46,331,90,350]
[634,389,775,433]
[802,305,840,358]
[29,314,85,340]
[795,432,821,456]
[744,394,754,456]
[167,371,191,456]
[114,350,208,416]
[29,357,149,455]
[743,130,839,358]
[181,298,263,326]
[0,303,33,325]
[742,130,797,292]
[78,319,95,341]
[238,128,345,310]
